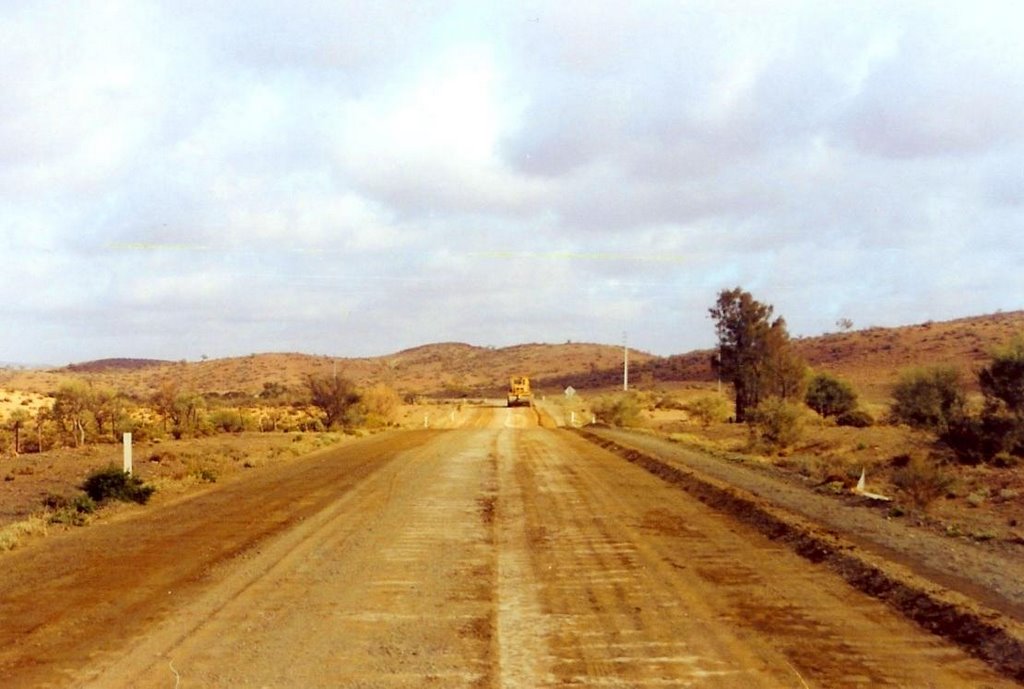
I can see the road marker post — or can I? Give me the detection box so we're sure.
[123,432,133,474]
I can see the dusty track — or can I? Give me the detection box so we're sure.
[0,409,1018,687]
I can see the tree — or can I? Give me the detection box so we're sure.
[6,408,31,454]
[709,288,806,422]
[306,374,360,429]
[890,366,966,433]
[805,373,858,418]
[150,380,180,431]
[88,386,122,441]
[51,381,96,447]
[944,336,1024,463]
[172,392,205,437]
[979,336,1024,419]
[34,407,51,452]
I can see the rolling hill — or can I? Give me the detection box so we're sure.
[1,311,1022,403]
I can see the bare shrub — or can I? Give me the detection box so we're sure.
[891,453,953,509]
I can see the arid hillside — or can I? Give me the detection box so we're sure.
[0,343,657,400]
[635,310,1024,403]
[1,311,1022,402]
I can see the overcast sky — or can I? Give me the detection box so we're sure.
[3,1,1023,364]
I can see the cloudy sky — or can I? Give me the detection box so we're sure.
[3,1,1023,364]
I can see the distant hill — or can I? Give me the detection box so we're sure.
[65,358,171,373]
[3,311,1021,402]
[792,310,1024,401]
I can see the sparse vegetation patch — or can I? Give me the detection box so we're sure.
[82,465,156,505]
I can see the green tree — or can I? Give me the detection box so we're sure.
[979,336,1024,418]
[805,373,858,418]
[172,392,205,437]
[306,374,361,429]
[51,381,94,447]
[88,386,123,441]
[890,366,966,433]
[150,380,180,432]
[6,408,31,454]
[709,288,806,422]
[944,336,1024,463]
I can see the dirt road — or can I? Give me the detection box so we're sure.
[1,407,1017,687]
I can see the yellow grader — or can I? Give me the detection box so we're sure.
[506,376,533,407]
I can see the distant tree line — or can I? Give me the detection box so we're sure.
[0,374,402,455]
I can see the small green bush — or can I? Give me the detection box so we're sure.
[686,394,732,427]
[82,465,155,505]
[805,373,858,418]
[43,494,96,526]
[208,409,246,433]
[941,412,1024,465]
[836,409,874,428]
[890,366,966,432]
[191,467,218,483]
[750,397,806,449]
[591,393,644,427]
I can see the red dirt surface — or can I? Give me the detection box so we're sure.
[1,408,1019,687]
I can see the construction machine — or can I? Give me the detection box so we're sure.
[507,376,532,407]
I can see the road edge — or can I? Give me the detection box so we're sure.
[574,428,1024,682]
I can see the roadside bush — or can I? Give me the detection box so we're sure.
[978,335,1024,416]
[591,393,644,427]
[653,393,686,411]
[208,408,246,433]
[81,465,155,505]
[891,453,953,509]
[685,394,731,427]
[359,383,401,428]
[890,366,966,432]
[750,397,805,450]
[190,466,218,483]
[805,373,858,418]
[942,410,1024,465]
[42,493,97,526]
[836,409,874,428]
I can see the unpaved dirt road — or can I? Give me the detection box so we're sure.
[1,407,1018,687]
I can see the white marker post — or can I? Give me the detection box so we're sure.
[123,432,133,475]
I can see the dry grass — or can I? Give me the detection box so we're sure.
[0,515,49,552]
[0,432,354,532]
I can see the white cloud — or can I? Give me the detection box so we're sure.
[1,1,1023,363]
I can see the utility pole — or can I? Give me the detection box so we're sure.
[623,332,629,391]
